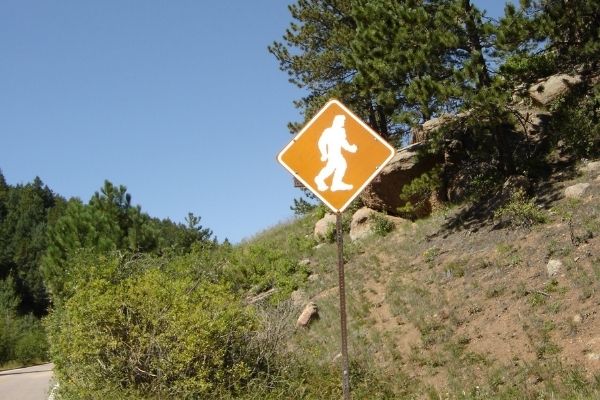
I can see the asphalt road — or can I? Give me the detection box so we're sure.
[0,363,54,400]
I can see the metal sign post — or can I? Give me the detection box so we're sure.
[336,213,351,399]
[277,99,395,399]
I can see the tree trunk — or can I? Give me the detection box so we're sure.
[462,0,491,89]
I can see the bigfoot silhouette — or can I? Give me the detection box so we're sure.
[314,115,358,192]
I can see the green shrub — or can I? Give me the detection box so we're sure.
[14,317,48,364]
[46,254,258,399]
[548,83,600,158]
[226,244,308,301]
[397,169,441,218]
[0,313,48,366]
[371,213,395,237]
[494,190,547,228]
[324,222,337,243]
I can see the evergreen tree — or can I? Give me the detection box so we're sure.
[268,0,397,139]
[497,0,599,81]
[42,181,215,301]
[350,0,496,127]
[0,176,62,315]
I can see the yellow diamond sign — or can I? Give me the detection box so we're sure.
[278,99,395,213]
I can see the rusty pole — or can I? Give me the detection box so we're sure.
[336,212,351,399]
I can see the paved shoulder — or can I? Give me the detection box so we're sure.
[0,363,54,400]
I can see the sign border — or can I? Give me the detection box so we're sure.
[277,99,396,213]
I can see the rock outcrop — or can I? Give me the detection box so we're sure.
[360,142,442,216]
[528,73,582,106]
[565,183,591,199]
[581,161,600,175]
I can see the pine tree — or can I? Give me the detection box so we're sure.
[42,181,215,301]
[268,0,397,139]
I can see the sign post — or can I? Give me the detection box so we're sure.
[336,212,350,398]
[278,99,395,399]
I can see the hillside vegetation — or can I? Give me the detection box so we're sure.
[1,0,598,398]
[259,160,600,399]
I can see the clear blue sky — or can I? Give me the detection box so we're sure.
[1,1,509,243]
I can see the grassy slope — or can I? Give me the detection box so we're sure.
[244,161,600,399]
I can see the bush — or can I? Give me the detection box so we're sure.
[548,82,600,158]
[0,277,48,366]
[397,169,441,218]
[225,244,309,301]
[494,189,547,228]
[0,313,48,366]
[13,317,48,364]
[371,213,395,237]
[46,254,258,399]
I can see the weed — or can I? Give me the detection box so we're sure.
[547,239,572,258]
[552,198,581,221]
[496,243,522,268]
[593,258,600,280]
[563,369,591,394]
[423,246,441,263]
[544,279,559,293]
[445,259,467,278]
[485,284,505,299]
[513,282,528,298]
[528,292,547,307]
[547,301,562,314]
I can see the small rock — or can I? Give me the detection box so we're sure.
[565,183,590,199]
[546,259,563,277]
[296,302,318,328]
[314,213,337,240]
[526,375,543,385]
[332,353,342,363]
[307,273,320,282]
[572,314,583,324]
[586,353,600,361]
[581,161,600,174]
[299,258,311,266]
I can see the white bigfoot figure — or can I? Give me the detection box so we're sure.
[314,114,358,192]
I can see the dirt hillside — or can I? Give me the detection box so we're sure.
[283,159,600,397]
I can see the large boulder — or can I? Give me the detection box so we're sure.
[360,142,442,216]
[411,112,470,144]
[349,207,406,241]
[565,183,591,199]
[580,161,600,174]
[349,207,376,241]
[314,213,336,240]
[528,73,582,106]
